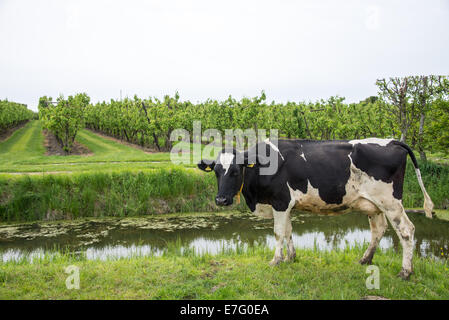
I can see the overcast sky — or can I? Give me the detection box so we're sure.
[1,0,448,111]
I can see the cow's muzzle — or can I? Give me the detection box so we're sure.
[215,196,232,206]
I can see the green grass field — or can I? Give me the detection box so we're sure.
[0,121,175,174]
[0,121,224,174]
[1,245,448,299]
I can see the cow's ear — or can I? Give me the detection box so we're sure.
[243,145,273,167]
[198,160,215,172]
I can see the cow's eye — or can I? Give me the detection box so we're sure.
[231,171,238,177]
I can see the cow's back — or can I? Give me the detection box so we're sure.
[274,139,408,214]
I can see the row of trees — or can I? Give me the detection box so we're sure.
[38,94,90,153]
[0,100,35,134]
[83,93,397,152]
[39,75,448,157]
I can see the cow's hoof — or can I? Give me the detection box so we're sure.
[269,257,282,266]
[359,257,373,265]
[398,269,412,280]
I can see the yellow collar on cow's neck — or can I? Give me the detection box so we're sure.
[235,167,245,205]
[235,164,253,204]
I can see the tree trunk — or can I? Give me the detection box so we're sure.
[302,113,313,139]
[399,121,408,143]
[152,133,161,151]
[399,103,408,142]
[418,113,427,162]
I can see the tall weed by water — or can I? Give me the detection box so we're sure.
[403,160,449,209]
[0,168,230,222]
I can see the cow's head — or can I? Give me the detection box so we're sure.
[198,142,282,206]
[198,150,254,206]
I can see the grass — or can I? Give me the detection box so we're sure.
[427,151,449,165]
[434,209,449,221]
[0,120,46,159]
[0,121,222,173]
[0,121,174,173]
[0,169,248,222]
[0,245,447,299]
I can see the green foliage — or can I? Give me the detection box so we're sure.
[376,75,449,155]
[84,93,400,150]
[38,93,90,153]
[39,80,449,155]
[0,100,34,133]
[425,98,449,154]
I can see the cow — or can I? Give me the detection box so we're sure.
[197,138,434,280]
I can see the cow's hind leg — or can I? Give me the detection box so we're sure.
[383,204,415,280]
[270,208,294,265]
[359,213,388,265]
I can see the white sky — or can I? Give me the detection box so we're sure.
[1,0,448,111]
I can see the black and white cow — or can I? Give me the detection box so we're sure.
[198,138,434,280]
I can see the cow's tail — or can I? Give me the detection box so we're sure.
[393,141,434,218]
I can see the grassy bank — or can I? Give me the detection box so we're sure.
[0,246,447,299]
[0,160,448,222]
[0,168,248,222]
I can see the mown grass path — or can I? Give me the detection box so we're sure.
[0,120,45,158]
[0,120,176,173]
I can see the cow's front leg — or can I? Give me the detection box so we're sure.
[285,236,296,262]
[283,209,296,261]
[270,208,293,265]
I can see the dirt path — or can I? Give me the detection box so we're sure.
[43,130,93,156]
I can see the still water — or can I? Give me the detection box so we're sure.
[1,212,448,262]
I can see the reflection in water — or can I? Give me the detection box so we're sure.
[0,211,448,262]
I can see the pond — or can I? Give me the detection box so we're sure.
[0,211,448,262]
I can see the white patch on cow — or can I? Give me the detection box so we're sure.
[298,144,307,161]
[253,203,274,219]
[264,138,284,160]
[287,181,333,213]
[219,153,234,176]
[285,154,397,215]
[348,138,394,147]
